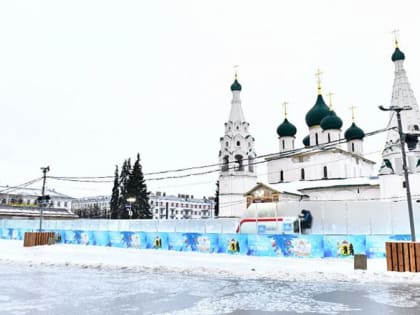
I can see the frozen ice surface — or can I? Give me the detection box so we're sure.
[1,240,420,314]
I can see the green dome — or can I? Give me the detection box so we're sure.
[320,110,343,130]
[344,122,365,140]
[392,47,405,62]
[303,135,310,147]
[231,79,242,91]
[277,118,297,137]
[305,95,330,127]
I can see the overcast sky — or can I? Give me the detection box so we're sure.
[1,0,419,198]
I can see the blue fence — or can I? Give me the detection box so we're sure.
[0,227,410,258]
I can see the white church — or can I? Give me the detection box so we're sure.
[218,40,420,219]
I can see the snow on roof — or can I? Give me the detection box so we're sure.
[266,177,379,194]
[265,147,376,165]
[0,186,74,199]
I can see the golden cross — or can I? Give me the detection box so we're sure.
[326,92,334,109]
[282,101,288,118]
[349,105,357,122]
[315,69,323,94]
[391,29,400,47]
[233,65,239,80]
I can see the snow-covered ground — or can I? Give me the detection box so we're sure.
[1,239,420,284]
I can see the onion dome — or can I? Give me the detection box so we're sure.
[303,135,310,147]
[277,118,297,137]
[392,44,405,62]
[320,110,343,130]
[344,122,365,141]
[231,79,242,91]
[305,94,330,127]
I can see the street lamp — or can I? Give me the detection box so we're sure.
[126,197,136,219]
[379,105,416,241]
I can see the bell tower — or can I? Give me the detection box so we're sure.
[218,71,257,217]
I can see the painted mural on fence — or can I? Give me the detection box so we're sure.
[323,235,366,258]
[1,227,414,258]
[217,234,248,254]
[365,234,411,258]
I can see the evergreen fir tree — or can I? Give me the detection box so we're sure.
[110,165,120,219]
[127,153,151,219]
[118,159,132,219]
[214,180,220,217]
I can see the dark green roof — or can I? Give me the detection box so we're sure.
[305,94,330,127]
[303,135,310,147]
[231,79,242,91]
[277,118,297,137]
[320,110,343,130]
[392,47,405,62]
[344,122,365,140]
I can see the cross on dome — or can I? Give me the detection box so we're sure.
[392,29,400,47]
[282,101,288,118]
[315,69,323,95]
[326,92,334,110]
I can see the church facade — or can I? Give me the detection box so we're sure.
[218,41,420,218]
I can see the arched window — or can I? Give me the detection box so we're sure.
[301,169,305,180]
[248,156,254,172]
[234,155,244,171]
[222,156,229,172]
[280,170,284,182]
[323,166,328,179]
[328,133,331,143]
[282,139,285,149]
[236,141,240,146]
[315,133,319,145]
[352,143,355,152]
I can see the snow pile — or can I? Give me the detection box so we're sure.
[1,239,420,283]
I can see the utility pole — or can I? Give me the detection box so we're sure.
[39,166,50,232]
[379,105,416,241]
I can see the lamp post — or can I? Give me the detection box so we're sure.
[379,105,416,241]
[39,166,50,232]
[126,197,136,219]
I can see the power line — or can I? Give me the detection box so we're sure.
[48,127,390,183]
[0,177,43,194]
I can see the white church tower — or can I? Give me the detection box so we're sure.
[218,73,257,217]
[380,39,420,199]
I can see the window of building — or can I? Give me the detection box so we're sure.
[226,142,229,147]
[236,141,240,146]
[323,166,328,179]
[315,133,319,145]
[352,142,355,152]
[282,139,285,149]
[222,156,229,172]
[234,154,244,171]
[280,170,284,182]
[301,168,305,180]
[249,156,254,172]
[328,133,331,143]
